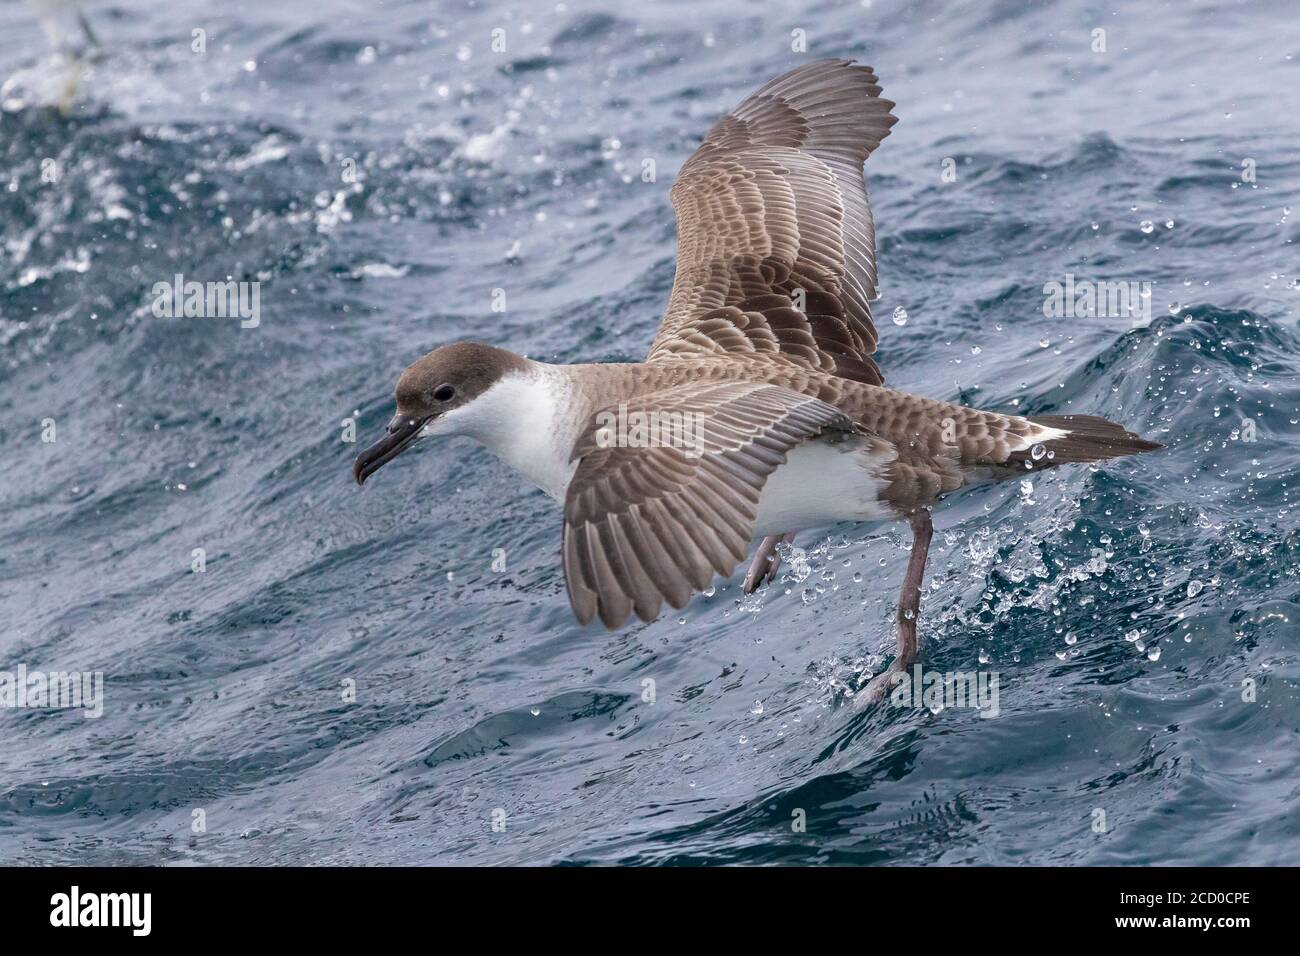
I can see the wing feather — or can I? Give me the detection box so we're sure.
[562,381,856,628]
[648,59,897,385]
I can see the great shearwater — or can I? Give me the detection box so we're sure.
[353,59,1161,705]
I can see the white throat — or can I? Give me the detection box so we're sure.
[424,366,579,500]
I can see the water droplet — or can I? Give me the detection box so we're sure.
[1164,219,1175,229]
[1187,579,1204,598]
[1030,443,1046,461]
[1124,629,1142,643]
[1168,302,1182,315]
[530,706,540,716]
[751,700,764,715]
[971,345,982,355]
[702,585,716,597]
[892,306,909,326]
[1147,645,1162,662]
[1065,632,1078,645]
[1139,220,1155,234]
[978,648,990,664]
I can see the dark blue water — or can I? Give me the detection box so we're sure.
[1,0,1298,865]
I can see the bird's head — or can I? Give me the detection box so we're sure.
[352,341,530,486]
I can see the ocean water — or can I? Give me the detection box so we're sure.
[1,0,1298,866]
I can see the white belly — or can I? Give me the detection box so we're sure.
[754,437,897,535]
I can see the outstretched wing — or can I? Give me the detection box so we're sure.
[648,59,897,386]
[563,381,856,629]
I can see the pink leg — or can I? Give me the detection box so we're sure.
[856,510,934,709]
[743,532,795,594]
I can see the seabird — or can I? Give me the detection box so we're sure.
[22,0,100,113]
[353,60,1161,705]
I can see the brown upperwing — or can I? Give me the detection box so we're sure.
[562,380,856,628]
[647,59,897,386]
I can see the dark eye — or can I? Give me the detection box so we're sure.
[433,384,455,402]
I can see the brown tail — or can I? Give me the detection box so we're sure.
[1010,414,1164,468]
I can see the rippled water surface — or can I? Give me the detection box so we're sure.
[1,0,1298,865]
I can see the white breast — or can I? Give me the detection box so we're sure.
[425,369,579,501]
[754,436,898,535]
